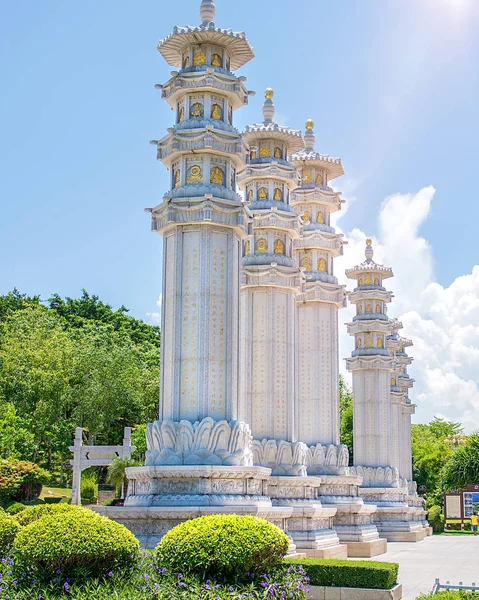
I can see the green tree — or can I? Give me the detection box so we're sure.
[442,433,479,491]
[339,375,353,464]
[0,402,36,460]
[107,458,141,498]
[0,288,40,321]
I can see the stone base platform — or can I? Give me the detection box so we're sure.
[94,504,294,549]
[344,538,388,558]
[303,545,348,559]
[425,526,433,536]
[309,583,402,600]
[380,529,426,543]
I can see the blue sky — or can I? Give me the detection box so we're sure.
[1,0,479,426]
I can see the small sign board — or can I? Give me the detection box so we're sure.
[444,484,479,530]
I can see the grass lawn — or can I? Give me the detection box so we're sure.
[40,486,72,500]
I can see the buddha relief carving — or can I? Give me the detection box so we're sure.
[374,277,380,285]
[183,55,190,69]
[211,103,222,120]
[274,147,282,159]
[303,211,311,222]
[211,53,222,67]
[376,304,381,313]
[365,336,373,348]
[190,102,204,118]
[377,338,384,348]
[258,187,268,200]
[248,189,253,201]
[316,211,324,224]
[366,304,372,313]
[300,256,312,270]
[357,339,363,348]
[359,279,363,286]
[250,147,257,160]
[173,168,180,188]
[303,172,312,184]
[316,173,322,184]
[274,239,285,254]
[244,240,250,255]
[186,165,202,184]
[358,305,363,314]
[391,377,396,386]
[178,106,185,123]
[273,188,282,201]
[365,274,372,285]
[255,238,268,253]
[193,50,206,66]
[317,258,327,272]
[260,145,271,158]
[210,167,225,185]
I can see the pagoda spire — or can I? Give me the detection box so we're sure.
[262,88,275,123]
[200,0,215,24]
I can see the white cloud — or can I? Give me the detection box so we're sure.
[146,294,162,326]
[337,186,479,432]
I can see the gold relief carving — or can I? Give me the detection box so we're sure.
[274,147,282,159]
[303,172,312,184]
[365,336,373,348]
[273,187,282,201]
[374,277,380,285]
[248,189,253,201]
[255,238,268,253]
[366,238,372,246]
[190,102,204,118]
[211,103,223,120]
[211,53,222,67]
[274,239,285,254]
[260,145,271,158]
[193,50,206,66]
[357,339,363,348]
[303,211,311,222]
[316,211,324,224]
[377,338,384,348]
[317,258,327,272]
[365,274,372,285]
[376,303,381,313]
[173,169,181,188]
[250,147,257,160]
[358,305,363,314]
[366,304,372,313]
[183,55,190,69]
[244,240,250,255]
[186,165,203,184]
[359,279,363,286]
[300,256,312,270]
[179,106,185,122]
[316,173,322,184]
[258,187,268,200]
[391,377,396,386]
[210,166,225,185]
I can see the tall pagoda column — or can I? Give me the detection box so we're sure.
[290,120,346,447]
[345,240,396,468]
[148,0,255,424]
[238,89,304,443]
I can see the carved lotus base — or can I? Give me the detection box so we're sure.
[124,465,272,508]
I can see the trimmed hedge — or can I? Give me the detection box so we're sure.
[428,505,444,533]
[5,502,26,515]
[419,593,479,599]
[13,507,139,577]
[0,458,50,505]
[285,558,399,589]
[15,502,79,526]
[0,511,20,556]
[156,514,290,580]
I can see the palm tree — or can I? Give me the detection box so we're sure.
[106,458,141,499]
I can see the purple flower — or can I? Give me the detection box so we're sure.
[64,582,69,591]
[108,571,114,577]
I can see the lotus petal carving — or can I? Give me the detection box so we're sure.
[306,443,349,475]
[252,439,308,476]
[145,418,253,466]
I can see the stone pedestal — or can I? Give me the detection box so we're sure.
[266,476,346,557]
[360,487,426,542]
[317,474,387,557]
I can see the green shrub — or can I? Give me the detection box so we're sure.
[156,514,290,580]
[0,458,50,505]
[44,496,63,504]
[5,501,25,515]
[0,511,20,556]
[419,593,479,599]
[81,472,98,502]
[428,505,444,533]
[285,558,399,589]
[13,507,139,577]
[16,503,81,526]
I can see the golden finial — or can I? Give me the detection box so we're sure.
[305,119,314,131]
[366,238,372,247]
[265,88,274,100]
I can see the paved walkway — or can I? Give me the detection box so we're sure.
[363,536,479,599]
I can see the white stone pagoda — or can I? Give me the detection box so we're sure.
[96,0,429,552]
